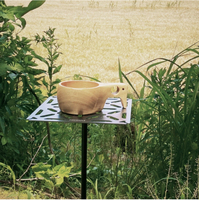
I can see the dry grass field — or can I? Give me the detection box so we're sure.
[9,0,199,92]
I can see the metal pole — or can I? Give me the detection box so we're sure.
[81,123,87,199]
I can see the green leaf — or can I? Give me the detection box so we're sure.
[32,162,51,173]
[53,163,73,185]
[118,58,123,83]
[0,162,16,185]
[0,62,10,76]
[11,63,24,72]
[6,22,15,31]
[42,77,48,88]
[55,176,63,186]
[56,165,71,178]
[184,65,194,117]
[9,73,17,80]
[0,117,5,134]
[52,78,61,85]
[0,11,15,21]
[52,53,59,61]
[53,65,62,74]
[122,71,139,98]
[44,179,54,190]
[1,137,7,145]
[187,48,199,55]
[31,50,49,66]
[26,190,33,199]
[27,0,46,13]
[158,68,166,81]
[73,74,83,80]
[25,67,45,75]
[0,35,6,43]
[18,17,26,29]
[147,60,166,71]
[34,171,49,180]
[0,63,24,75]
[0,1,6,6]
[14,0,46,18]
[140,81,146,99]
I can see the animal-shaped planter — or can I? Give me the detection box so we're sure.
[57,80,127,115]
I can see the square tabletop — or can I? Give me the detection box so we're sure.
[27,96,132,125]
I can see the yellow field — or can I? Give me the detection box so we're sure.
[12,0,199,92]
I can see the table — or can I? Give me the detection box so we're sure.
[27,96,132,199]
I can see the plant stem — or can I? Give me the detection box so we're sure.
[18,134,48,181]
[46,122,59,165]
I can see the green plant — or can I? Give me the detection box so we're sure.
[33,27,62,97]
[109,1,117,9]
[88,0,99,8]
[167,0,181,8]
[0,0,46,176]
[87,179,114,199]
[31,162,73,191]
[0,162,16,187]
[31,27,65,166]
[121,42,199,198]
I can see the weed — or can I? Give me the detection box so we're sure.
[88,0,99,8]
[167,0,181,8]
[109,1,117,9]
[33,27,62,97]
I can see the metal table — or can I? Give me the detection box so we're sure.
[27,96,132,199]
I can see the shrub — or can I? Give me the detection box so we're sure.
[0,0,46,176]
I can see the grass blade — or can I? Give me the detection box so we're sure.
[135,70,183,131]
[122,71,139,98]
[184,65,195,118]
[118,58,123,83]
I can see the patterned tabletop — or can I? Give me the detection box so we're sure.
[27,96,132,125]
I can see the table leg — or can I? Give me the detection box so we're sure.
[81,123,87,199]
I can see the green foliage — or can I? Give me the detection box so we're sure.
[73,73,83,80]
[0,162,16,186]
[33,27,62,97]
[32,162,73,190]
[0,0,45,31]
[122,42,199,198]
[0,0,46,178]
[72,73,100,82]
[118,59,139,98]
[87,179,115,199]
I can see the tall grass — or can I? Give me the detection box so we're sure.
[120,41,199,198]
